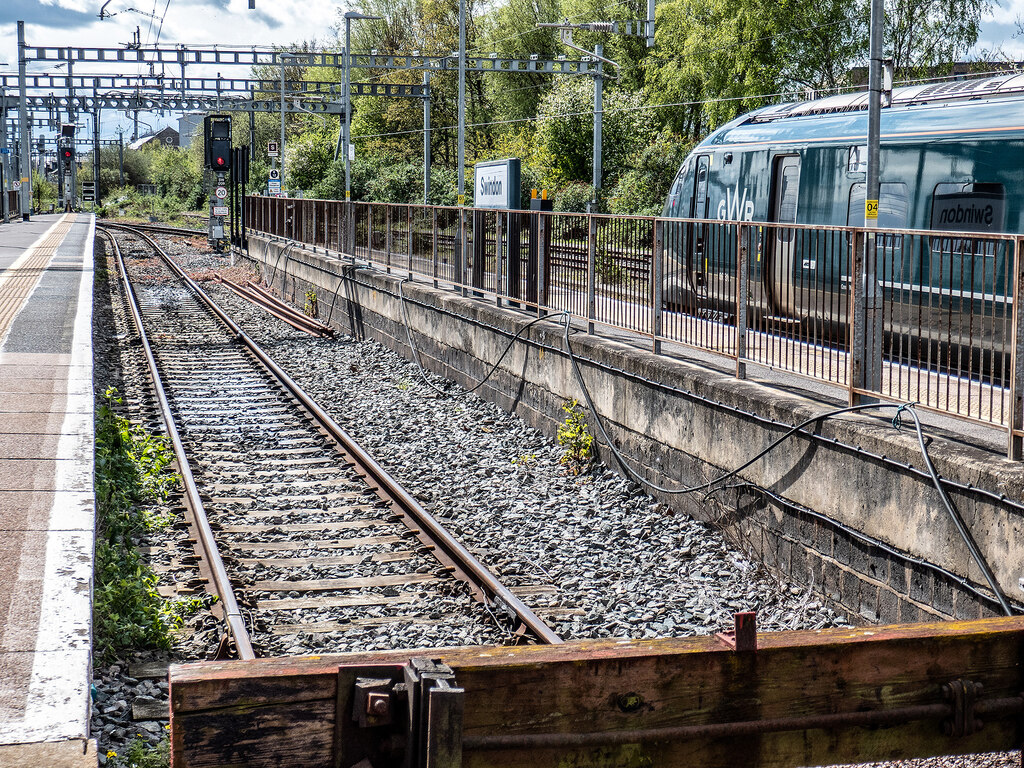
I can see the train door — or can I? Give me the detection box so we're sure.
[689,155,711,295]
[766,155,800,315]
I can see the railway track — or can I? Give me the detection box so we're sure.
[98,222,562,658]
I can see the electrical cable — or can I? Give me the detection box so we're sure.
[709,480,1022,615]
[390,263,1015,616]
[398,277,569,397]
[344,265,1024,519]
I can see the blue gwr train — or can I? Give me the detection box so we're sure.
[661,75,1024,372]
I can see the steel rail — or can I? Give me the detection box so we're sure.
[111,223,564,646]
[214,275,335,337]
[99,226,257,660]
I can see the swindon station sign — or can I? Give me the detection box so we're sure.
[473,158,520,210]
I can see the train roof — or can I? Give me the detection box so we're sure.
[701,74,1024,148]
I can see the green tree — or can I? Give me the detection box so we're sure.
[285,126,335,192]
[608,130,692,215]
[150,145,203,206]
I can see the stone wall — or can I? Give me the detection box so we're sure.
[244,235,1024,623]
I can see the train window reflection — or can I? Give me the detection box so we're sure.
[930,182,1005,234]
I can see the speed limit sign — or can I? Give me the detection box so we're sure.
[215,185,228,200]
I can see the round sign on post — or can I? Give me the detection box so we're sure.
[215,186,228,200]
[11,180,21,191]
[268,169,280,181]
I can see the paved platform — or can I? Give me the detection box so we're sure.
[0,214,96,767]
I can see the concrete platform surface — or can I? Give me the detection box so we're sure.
[0,214,96,765]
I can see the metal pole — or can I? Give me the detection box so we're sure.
[345,21,351,202]
[458,0,466,207]
[68,48,76,210]
[860,0,884,394]
[93,78,100,207]
[280,55,286,193]
[423,71,430,205]
[17,22,31,220]
[0,91,9,224]
[118,130,124,187]
[592,47,603,208]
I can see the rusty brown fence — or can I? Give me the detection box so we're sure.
[246,196,1024,458]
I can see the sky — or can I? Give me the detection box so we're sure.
[2,0,1024,141]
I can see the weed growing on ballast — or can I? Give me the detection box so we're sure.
[304,288,319,318]
[108,733,169,768]
[94,388,183,662]
[511,453,537,467]
[557,399,594,475]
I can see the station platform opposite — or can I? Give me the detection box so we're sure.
[0,214,96,767]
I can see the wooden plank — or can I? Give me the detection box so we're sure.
[129,661,170,680]
[206,480,364,492]
[252,572,436,592]
[257,593,413,612]
[237,550,415,568]
[170,617,1024,768]
[171,698,335,768]
[219,521,388,534]
[132,696,169,721]
[237,505,376,518]
[269,616,443,634]
[227,534,403,551]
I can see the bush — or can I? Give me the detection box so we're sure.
[608,131,693,216]
[553,182,593,214]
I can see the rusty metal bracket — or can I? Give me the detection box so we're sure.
[716,611,757,652]
[942,679,984,737]
[334,659,463,768]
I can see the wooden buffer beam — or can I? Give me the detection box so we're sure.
[170,615,1024,767]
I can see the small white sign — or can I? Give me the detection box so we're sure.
[267,140,279,157]
[213,205,229,216]
[268,168,280,181]
[268,179,282,192]
[348,143,355,162]
[215,185,228,200]
[11,180,20,190]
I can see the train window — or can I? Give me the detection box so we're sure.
[930,182,1005,233]
[848,145,867,173]
[778,163,799,224]
[692,156,710,219]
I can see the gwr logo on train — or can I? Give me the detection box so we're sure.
[717,182,755,222]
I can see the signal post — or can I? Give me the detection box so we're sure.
[204,114,232,252]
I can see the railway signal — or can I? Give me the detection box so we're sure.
[203,114,232,252]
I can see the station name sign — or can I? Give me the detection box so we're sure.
[474,158,520,210]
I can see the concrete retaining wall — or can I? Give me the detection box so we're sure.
[245,235,1024,623]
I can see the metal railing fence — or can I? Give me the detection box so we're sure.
[246,196,1024,458]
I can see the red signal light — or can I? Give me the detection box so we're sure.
[216,156,225,166]
[63,150,72,158]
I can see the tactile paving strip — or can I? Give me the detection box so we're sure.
[0,215,76,343]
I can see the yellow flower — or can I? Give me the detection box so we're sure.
[106,750,117,758]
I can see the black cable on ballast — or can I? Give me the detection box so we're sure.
[398,277,570,398]
[269,245,1016,616]
[711,480,1022,616]
[563,319,1015,616]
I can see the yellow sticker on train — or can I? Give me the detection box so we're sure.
[865,199,879,219]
